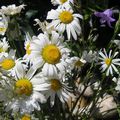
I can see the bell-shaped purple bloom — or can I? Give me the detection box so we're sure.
[94,9,115,28]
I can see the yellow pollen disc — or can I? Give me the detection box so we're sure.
[0,59,15,70]
[21,114,31,120]
[51,79,62,91]
[60,0,67,4]
[75,60,83,67]
[59,11,73,24]
[42,44,61,64]
[0,47,4,53]
[0,27,6,32]
[105,58,112,66]
[26,43,31,55]
[15,78,33,96]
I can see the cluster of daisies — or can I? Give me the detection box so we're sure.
[0,0,120,120]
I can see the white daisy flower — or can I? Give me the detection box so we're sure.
[0,4,25,16]
[47,6,82,40]
[0,37,9,57]
[51,0,73,7]
[30,31,70,76]
[0,63,46,115]
[0,12,8,35]
[37,72,74,106]
[99,49,120,76]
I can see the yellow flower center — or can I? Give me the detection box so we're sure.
[0,59,15,70]
[105,58,112,66]
[60,0,67,4]
[21,114,31,120]
[0,47,4,53]
[59,11,73,24]
[51,79,62,91]
[42,44,61,64]
[0,27,6,32]
[75,60,83,67]
[15,78,33,96]
[26,43,31,55]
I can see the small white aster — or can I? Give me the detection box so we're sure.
[47,6,82,40]
[0,63,46,115]
[30,31,70,76]
[0,4,25,16]
[99,49,120,76]
[0,12,8,35]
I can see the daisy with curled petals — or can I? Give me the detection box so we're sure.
[51,0,73,7]
[37,72,74,106]
[30,31,70,76]
[0,63,46,115]
[99,49,120,76]
[0,4,25,16]
[47,6,82,40]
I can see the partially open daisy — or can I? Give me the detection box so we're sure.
[1,4,25,16]
[0,12,8,35]
[1,63,46,114]
[99,49,120,76]
[66,56,86,70]
[0,49,27,76]
[30,31,70,76]
[47,6,82,40]
[37,72,73,106]
[0,37,9,57]
[0,50,16,71]
[23,33,33,64]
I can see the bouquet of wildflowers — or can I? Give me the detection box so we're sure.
[0,0,120,119]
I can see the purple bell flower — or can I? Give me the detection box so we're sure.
[94,9,115,28]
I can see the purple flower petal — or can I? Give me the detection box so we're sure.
[94,9,116,28]
[103,9,113,17]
